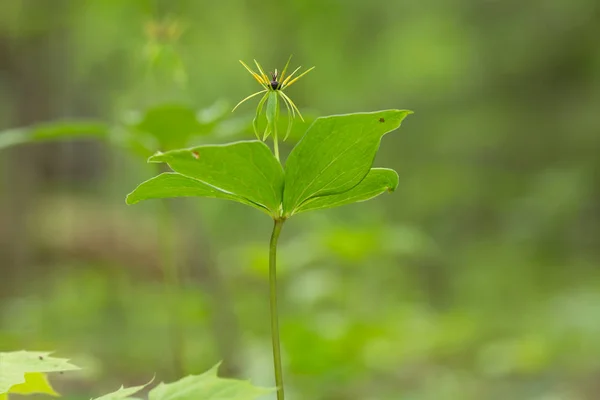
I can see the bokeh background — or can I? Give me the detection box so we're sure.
[2,1,600,399]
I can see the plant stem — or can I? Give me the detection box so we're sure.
[269,218,285,400]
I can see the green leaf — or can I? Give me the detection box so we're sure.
[282,110,411,215]
[4,372,59,397]
[252,93,269,140]
[126,173,266,213]
[295,168,399,214]
[0,351,79,394]
[0,120,109,151]
[196,100,229,125]
[146,141,284,216]
[149,363,273,400]
[125,103,218,151]
[92,379,153,400]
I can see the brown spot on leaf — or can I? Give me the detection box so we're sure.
[39,356,44,360]
[192,151,200,159]
[379,117,385,123]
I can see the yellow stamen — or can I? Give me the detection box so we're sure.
[281,66,302,87]
[283,66,315,88]
[253,60,270,85]
[239,60,267,87]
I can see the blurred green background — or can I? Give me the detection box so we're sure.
[1,1,600,399]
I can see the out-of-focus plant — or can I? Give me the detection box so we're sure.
[0,99,239,377]
[0,350,271,400]
[127,59,412,399]
[0,351,79,400]
[0,17,316,382]
[143,16,188,87]
[0,14,243,377]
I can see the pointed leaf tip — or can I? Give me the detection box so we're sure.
[148,151,165,163]
[91,377,154,400]
[148,363,273,400]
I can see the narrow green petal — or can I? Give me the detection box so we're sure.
[232,89,267,112]
[279,91,304,122]
[278,91,294,140]
[253,92,269,140]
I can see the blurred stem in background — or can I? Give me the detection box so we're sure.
[269,218,285,400]
[189,226,243,378]
[158,191,186,377]
[158,170,244,378]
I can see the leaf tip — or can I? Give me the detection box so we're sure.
[125,193,138,205]
[210,361,224,375]
[387,169,400,193]
[148,151,166,163]
[379,109,413,131]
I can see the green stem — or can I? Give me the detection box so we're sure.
[269,218,285,399]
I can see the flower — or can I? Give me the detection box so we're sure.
[233,56,315,141]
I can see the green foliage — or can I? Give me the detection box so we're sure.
[0,351,79,394]
[0,102,237,157]
[122,108,411,400]
[131,141,284,216]
[294,168,399,214]
[0,372,59,400]
[123,102,229,152]
[125,108,411,400]
[282,110,411,215]
[149,363,273,400]
[92,365,272,400]
[2,1,600,398]
[92,380,151,400]
[127,110,411,219]
[126,173,244,206]
[0,351,270,400]
[0,120,109,151]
